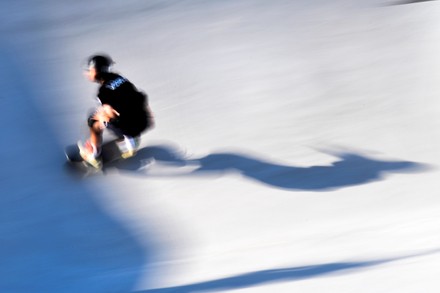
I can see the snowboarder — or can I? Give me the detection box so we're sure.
[78,54,154,168]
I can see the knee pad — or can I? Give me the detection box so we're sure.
[87,116,98,128]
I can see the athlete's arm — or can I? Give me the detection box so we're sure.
[93,104,120,129]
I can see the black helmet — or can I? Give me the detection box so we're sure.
[87,54,114,75]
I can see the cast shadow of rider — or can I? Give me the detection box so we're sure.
[134,248,440,292]
[390,0,437,5]
[113,143,429,191]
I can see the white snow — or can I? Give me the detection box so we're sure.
[1,0,440,292]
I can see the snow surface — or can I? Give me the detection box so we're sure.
[1,0,440,292]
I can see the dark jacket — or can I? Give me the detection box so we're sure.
[98,73,149,136]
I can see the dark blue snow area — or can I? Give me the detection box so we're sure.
[0,41,156,293]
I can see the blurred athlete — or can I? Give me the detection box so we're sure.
[79,54,154,168]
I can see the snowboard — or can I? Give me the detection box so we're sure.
[64,139,123,175]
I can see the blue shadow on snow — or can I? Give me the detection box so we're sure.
[113,144,429,191]
[0,42,155,292]
[136,249,440,292]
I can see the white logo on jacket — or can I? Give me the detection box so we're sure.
[106,77,126,90]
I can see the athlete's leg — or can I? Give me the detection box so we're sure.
[86,104,118,153]
[120,135,141,158]
[90,120,103,153]
[78,113,104,168]
[107,123,140,158]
